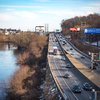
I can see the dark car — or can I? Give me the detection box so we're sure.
[70,48,73,50]
[72,85,81,93]
[81,56,85,59]
[83,82,92,91]
[65,63,72,68]
[63,73,71,78]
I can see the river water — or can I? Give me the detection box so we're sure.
[0,43,18,100]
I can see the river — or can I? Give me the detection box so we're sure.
[0,43,18,100]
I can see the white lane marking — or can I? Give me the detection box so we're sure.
[53,58,79,100]
[63,39,91,66]
[54,34,92,100]
[81,88,92,100]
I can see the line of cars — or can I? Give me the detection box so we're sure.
[62,63,92,93]
[63,73,92,93]
[56,33,93,94]
[63,72,92,93]
[63,62,92,93]
[72,82,93,93]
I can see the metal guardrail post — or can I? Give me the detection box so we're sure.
[92,89,97,100]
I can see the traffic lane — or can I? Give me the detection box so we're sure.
[50,57,77,100]
[50,34,97,99]
[63,43,92,67]
[56,59,93,100]
[53,57,92,100]
[50,33,98,97]
[68,68,97,97]
[66,45,100,69]
[63,43,100,79]
[63,54,99,89]
[63,71,93,100]
[61,39,91,66]
[53,58,79,100]
[56,68,91,100]
[54,34,91,70]
[70,67,99,90]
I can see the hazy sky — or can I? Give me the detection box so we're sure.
[0,0,100,31]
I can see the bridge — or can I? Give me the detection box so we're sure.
[47,32,100,100]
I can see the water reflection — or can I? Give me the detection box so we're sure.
[0,43,18,100]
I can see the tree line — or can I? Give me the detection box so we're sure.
[61,13,100,33]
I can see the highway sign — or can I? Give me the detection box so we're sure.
[56,29,60,32]
[84,28,100,34]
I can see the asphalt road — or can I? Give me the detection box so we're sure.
[57,33,100,71]
[56,33,100,88]
[48,33,96,100]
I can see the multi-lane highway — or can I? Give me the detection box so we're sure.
[48,33,99,100]
[56,33,100,88]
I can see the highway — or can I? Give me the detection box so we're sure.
[56,33,100,88]
[48,33,97,100]
[56,34,92,67]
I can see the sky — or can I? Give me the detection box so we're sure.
[0,0,100,31]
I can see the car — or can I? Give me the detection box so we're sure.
[65,63,72,68]
[70,48,73,50]
[72,85,82,93]
[83,82,92,91]
[63,73,71,78]
[62,41,66,45]
[81,56,85,59]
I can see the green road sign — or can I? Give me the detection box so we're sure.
[56,29,60,32]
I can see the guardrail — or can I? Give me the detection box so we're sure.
[61,34,100,68]
[47,58,67,100]
[61,34,90,59]
[48,33,100,100]
[55,33,100,89]
[47,33,68,100]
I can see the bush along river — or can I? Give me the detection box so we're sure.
[0,43,18,100]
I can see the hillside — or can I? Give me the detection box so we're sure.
[61,13,100,34]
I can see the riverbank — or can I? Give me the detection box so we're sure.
[6,32,48,100]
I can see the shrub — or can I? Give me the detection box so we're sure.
[7,32,48,99]
[17,52,29,65]
[9,65,32,94]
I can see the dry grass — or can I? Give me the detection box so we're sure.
[71,39,99,54]
[0,34,8,42]
[7,32,48,99]
[17,52,30,65]
[10,65,35,95]
[29,34,48,58]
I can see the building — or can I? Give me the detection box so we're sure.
[0,28,21,35]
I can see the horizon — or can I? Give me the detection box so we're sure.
[0,0,100,31]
